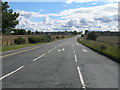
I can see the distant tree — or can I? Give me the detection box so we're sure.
[2,2,19,34]
[73,30,77,35]
[85,30,89,35]
[27,30,32,35]
[19,29,26,35]
[35,31,39,35]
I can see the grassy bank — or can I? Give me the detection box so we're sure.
[0,42,44,52]
[77,38,120,63]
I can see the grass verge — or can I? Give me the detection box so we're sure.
[0,43,44,52]
[77,38,120,63]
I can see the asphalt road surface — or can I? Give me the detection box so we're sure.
[1,36,119,89]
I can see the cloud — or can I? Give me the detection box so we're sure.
[60,3,118,19]
[66,0,119,4]
[16,10,60,19]
[94,16,112,23]
[16,3,118,32]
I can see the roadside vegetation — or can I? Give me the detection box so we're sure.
[78,31,120,63]
[1,35,73,52]
[1,43,43,52]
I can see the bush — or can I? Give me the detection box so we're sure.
[14,37,26,44]
[28,35,52,43]
[87,31,98,40]
[81,34,84,37]
[56,36,60,39]
[62,36,65,38]
[28,36,41,43]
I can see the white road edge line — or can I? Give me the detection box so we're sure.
[1,47,40,58]
[74,54,78,62]
[0,66,24,80]
[77,67,86,89]
[48,49,53,53]
[33,54,46,61]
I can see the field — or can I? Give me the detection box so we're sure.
[78,38,120,63]
[1,35,74,46]
[96,36,120,45]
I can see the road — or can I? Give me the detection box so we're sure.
[1,36,119,89]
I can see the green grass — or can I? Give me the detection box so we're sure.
[0,43,44,52]
[77,38,120,63]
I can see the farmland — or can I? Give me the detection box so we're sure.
[96,36,120,45]
[1,35,74,46]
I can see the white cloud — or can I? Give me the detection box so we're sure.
[16,10,60,19]
[16,3,118,32]
[66,0,119,4]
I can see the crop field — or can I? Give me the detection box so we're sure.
[96,36,120,45]
[1,35,74,46]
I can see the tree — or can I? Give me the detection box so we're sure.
[85,30,89,35]
[27,30,32,35]
[19,29,26,35]
[73,30,77,35]
[2,2,19,34]
[87,31,98,40]
[35,31,39,35]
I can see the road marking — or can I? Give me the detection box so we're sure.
[33,54,46,61]
[0,66,24,80]
[1,42,53,58]
[77,67,86,89]
[48,49,53,53]
[62,48,65,51]
[74,54,78,62]
[58,50,61,52]
[54,47,57,49]
[72,44,76,54]
[77,43,79,45]
[83,49,87,52]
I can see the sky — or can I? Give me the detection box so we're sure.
[3,0,119,32]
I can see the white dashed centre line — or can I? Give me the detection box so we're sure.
[54,47,57,49]
[58,50,61,52]
[33,54,46,61]
[62,48,65,51]
[48,49,53,53]
[77,67,86,89]
[74,54,78,62]
[0,66,24,80]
